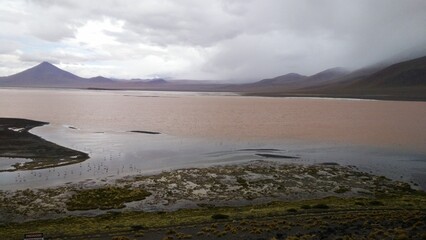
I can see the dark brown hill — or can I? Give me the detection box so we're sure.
[242,56,426,101]
[350,55,426,88]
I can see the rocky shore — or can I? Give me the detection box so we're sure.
[0,160,419,223]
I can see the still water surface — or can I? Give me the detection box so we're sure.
[0,88,425,190]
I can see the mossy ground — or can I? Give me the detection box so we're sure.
[0,194,425,239]
[1,161,419,223]
[66,186,151,211]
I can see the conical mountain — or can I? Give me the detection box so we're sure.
[0,62,85,87]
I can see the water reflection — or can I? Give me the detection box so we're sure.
[0,124,425,190]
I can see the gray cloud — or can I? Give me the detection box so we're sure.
[0,40,19,54]
[0,0,426,80]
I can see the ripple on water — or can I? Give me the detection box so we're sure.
[0,123,425,191]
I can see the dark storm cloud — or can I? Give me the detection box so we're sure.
[1,0,426,80]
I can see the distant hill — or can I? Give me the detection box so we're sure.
[0,62,173,89]
[221,68,349,93]
[256,73,307,85]
[88,76,116,83]
[246,55,426,101]
[146,79,167,84]
[0,62,123,88]
[1,56,426,101]
[0,62,86,87]
[350,55,426,88]
[0,62,233,91]
[302,67,349,86]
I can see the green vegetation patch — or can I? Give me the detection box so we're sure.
[66,186,151,211]
[312,203,330,209]
[1,195,425,239]
[211,213,230,220]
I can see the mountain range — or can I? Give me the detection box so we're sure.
[1,55,425,101]
[0,62,170,89]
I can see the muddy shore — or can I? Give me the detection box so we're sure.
[0,118,89,171]
[0,160,425,239]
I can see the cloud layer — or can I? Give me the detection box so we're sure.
[1,0,426,81]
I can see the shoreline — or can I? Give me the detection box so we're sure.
[243,91,426,102]
[2,86,426,102]
[0,160,422,223]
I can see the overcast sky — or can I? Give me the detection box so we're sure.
[1,0,426,81]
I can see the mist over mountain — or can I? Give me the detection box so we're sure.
[246,55,426,101]
[351,55,426,88]
[304,67,350,85]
